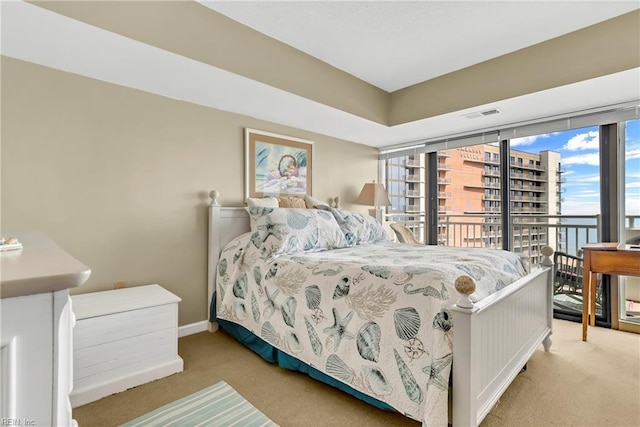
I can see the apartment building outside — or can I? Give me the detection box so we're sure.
[385,144,563,261]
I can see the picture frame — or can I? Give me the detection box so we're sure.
[245,128,313,199]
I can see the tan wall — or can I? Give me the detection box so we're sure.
[390,9,640,125]
[0,57,378,326]
[27,3,640,128]
[32,0,389,125]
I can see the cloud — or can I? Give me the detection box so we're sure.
[563,131,599,151]
[560,200,600,215]
[562,153,600,166]
[562,174,600,187]
[625,188,640,215]
[575,191,600,198]
[582,175,601,182]
[625,148,640,160]
[627,182,640,189]
[510,134,551,147]
[625,129,639,145]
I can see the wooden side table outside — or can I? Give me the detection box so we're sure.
[581,243,640,341]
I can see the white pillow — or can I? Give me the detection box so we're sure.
[303,194,329,209]
[246,196,279,208]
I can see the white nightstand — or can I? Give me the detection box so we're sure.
[70,284,183,407]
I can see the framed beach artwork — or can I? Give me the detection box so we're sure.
[245,129,313,198]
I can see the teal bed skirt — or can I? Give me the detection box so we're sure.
[217,318,397,413]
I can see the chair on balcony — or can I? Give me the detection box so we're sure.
[390,223,420,244]
[553,251,583,296]
[553,250,603,313]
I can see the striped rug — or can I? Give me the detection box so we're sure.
[121,381,279,427]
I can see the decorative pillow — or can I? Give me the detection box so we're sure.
[303,194,330,209]
[278,196,307,208]
[246,196,279,208]
[245,207,348,259]
[318,206,389,245]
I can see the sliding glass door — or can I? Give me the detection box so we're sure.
[509,126,606,322]
[620,119,640,324]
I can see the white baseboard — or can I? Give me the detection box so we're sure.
[177,320,209,337]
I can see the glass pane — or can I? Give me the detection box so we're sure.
[384,154,425,243]
[511,126,601,318]
[436,143,502,249]
[622,119,640,322]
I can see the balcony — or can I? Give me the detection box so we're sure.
[405,159,424,168]
[483,170,500,177]
[385,213,639,319]
[432,213,602,266]
[510,160,546,172]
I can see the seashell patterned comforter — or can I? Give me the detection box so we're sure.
[216,234,528,426]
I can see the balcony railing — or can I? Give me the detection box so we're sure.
[384,212,611,269]
[509,160,546,172]
[385,212,639,269]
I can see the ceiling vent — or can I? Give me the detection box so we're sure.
[463,108,501,119]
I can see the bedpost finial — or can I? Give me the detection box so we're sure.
[210,190,220,206]
[333,196,340,209]
[455,275,476,309]
[540,245,554,267]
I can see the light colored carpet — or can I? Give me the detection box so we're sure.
[120,381,278,427]
[74,319,640,427]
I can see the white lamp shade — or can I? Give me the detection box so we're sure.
[355,182,391,207]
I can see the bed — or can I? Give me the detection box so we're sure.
[206,191,554,427]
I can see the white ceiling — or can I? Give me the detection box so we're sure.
[1,1,639,148]
[201,0,640,92]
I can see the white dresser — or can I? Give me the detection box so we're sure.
[0,232,91,427]
[70,284,183,407]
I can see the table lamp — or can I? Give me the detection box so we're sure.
[355,181,391,223]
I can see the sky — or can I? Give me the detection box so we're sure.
[510,119,640,216]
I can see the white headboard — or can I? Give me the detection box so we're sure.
[207,191,250,331]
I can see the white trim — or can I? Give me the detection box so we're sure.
[177,321,209,338]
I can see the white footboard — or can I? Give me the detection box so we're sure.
[451,258,554,426]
